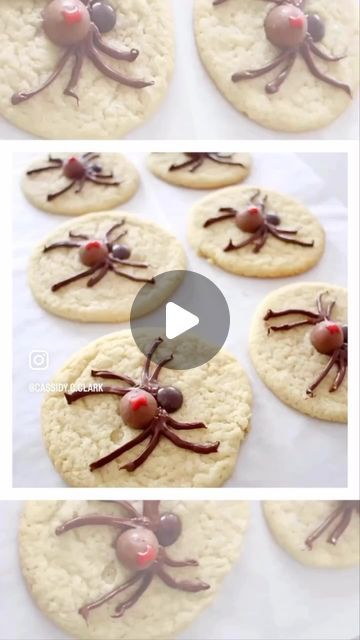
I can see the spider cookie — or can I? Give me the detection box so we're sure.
[41,330,252,487]
[22,153,139,215]
[0,0,174,139]
[194,0,359,132]
[188,186,325,277]
[249,282,347,422]
[147,153,251,190]
[28,212,186,322]
[263,501,359,568]
[19,500,249,640]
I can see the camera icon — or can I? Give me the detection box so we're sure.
[29,350,49,371]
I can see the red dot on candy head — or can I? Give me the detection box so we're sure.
[68,156,78,163]
[136,545,157,567]
[130,395,149,411]
[62,8,83,25]
[85,240,102,250]
[326,323,342,334]
[248,206,260,216]
[289,15,304,28]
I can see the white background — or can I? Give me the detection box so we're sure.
[12,151,348,488]
[0,500,358,640]
[0,0,358,141]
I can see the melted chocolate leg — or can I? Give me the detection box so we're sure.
[327,506,353,544]
[264,308,319,322]
[79,573,142,621]
[89,424,154,471]
[87,44,154,89]
[329,351,347,392]
[55,514,144,535]
[51,264,102,291]
[169,157,200,172]
[207,154,245,168]
[266,53,296,94]
[306,350,339,397]
[156,565,210,592]
[301,43,352,96]
[308,40,345,63]
[266,319,317,334]
[305,505,345,549]
[203,211,236,228]
[27,163,62,175]
[111,266,155,284]
[232,51,289,83]
[86,175,121,187]
[106,221,126,242]
[93,27,139,62]
[43,241,81,252]
[87,263,109,287]
[142,337,163,382]
[63,51,83,103]
[47,180,76,201]
[112,573,154,618]
[252,228,268,253]
[11,49,73,105]
[149,355,174,382]
[224,227,263,252]
[161,549,199,567]
[162,426,219,454]
[69,231,89,240]
[166,416,207,431]
[142,501,161,524]
[119,427,162,472]
[268,226,314,247]
[91,370,136,386]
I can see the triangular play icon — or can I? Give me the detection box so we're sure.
[165,302,199,340]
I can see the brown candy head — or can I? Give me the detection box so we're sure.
[63,156,86,180]
[112,244,131,260]
[310,321,344,355]
[43,0,91,47]
[307,14,325,43]
[89,1,117,33]
[265,5,307,49]
[156,386,183,413]
[119,390,158,429]
[115,527,159,571]
[235,205,264,233]
[79,240,109,266]
[156,512,182,547]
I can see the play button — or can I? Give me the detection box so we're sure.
[130,270,230,370]
[166,302,199,339]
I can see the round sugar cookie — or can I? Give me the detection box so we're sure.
[0,0,174,139]
[188,186,325,277]
[194,0,359,132]
[147,152,251,189]
[22,153,139,215]
[19,500,249,640]
[41,330,252,487]
[28,211,187,323]
[249,282,347,422]
[263,501,359,568]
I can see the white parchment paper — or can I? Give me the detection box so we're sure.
[0,501,358,640]
[12,152,348,488]
[0,0,358,140]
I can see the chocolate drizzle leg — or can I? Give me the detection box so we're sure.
[203,189,314,253]
[55,500,210,619]
[27,153,121,202]
[305,501,359,549]
[215,0,351,96]
[43,219,155,292]
[64,337,220,472]
[264,292,348,396]
[11,0,153,105]
[169,153,245,173]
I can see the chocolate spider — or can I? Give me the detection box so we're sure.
[64,337,220,472]
[264,292,348,397]
[305,501,359,549]
[203,189,314,253]
[43,219,155,292]
[11,0,153,106]
[214,0,351,96]
[168,153,246,173]
[27,152,120,201]
[55,500,210,619]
